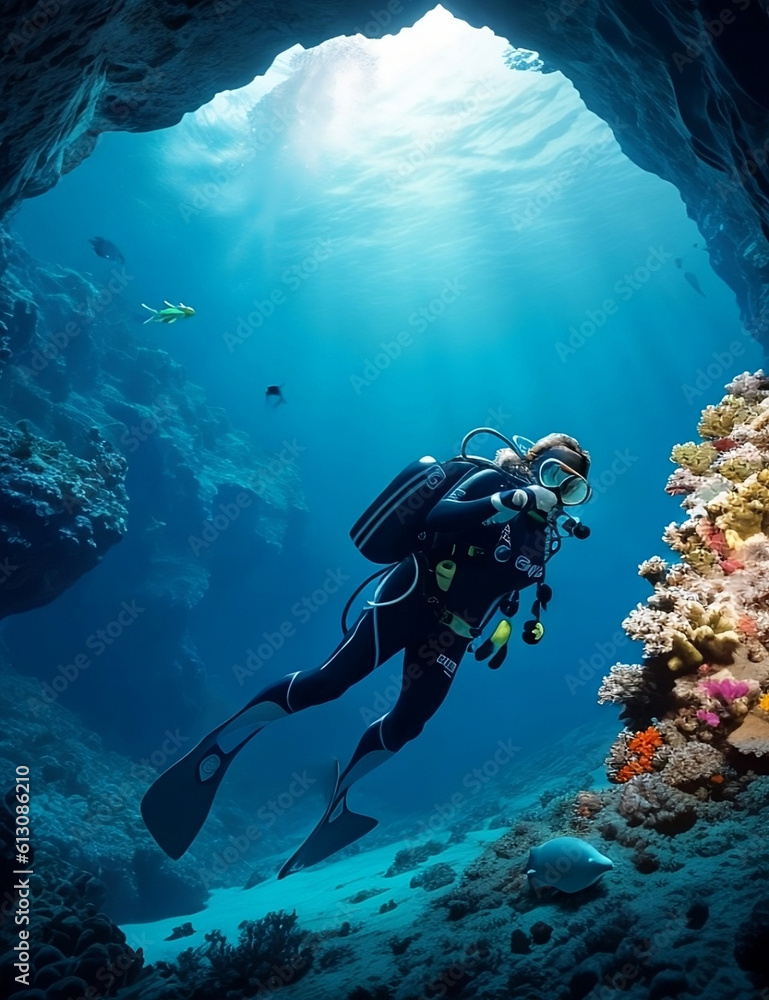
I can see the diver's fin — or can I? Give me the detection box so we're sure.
[277,764,378,879]
[140,694,282,859]
[140,736,233,860]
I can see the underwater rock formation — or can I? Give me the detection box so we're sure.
[0,421,127,618]
[600,370,769,820]
[0,226,305,742]
[1,1,769,341]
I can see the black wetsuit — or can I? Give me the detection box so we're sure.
[255,467,548,761]
[142,466,555,866]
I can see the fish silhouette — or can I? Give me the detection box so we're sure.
[684,271,705,297]
[265,384,286,406]
[89,236,125,265]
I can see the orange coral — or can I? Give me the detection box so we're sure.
[628,726,663,756]
[737,613,759,638]
[616,727,663,783]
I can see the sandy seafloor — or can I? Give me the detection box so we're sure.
[121,719,768,1000]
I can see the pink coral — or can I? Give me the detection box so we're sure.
[720,557,745,574]
[713,438,737,452]
[699,678,752,702]
[696,710,720,727]
[696,520,728,556]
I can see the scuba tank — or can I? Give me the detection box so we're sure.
[349,428,533,564]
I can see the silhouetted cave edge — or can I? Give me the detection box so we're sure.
[1,0,768,347]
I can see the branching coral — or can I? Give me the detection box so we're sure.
[658,742,725,788]
[171,910,314,997]
[616,774,699,834]
[602,372,769,813]
[638,556,668,585]
[606,727,663,783]
[598,664,652,704]
[707,469,769,548]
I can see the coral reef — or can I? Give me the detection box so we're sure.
[600,372,769,826]
[384,841,446,877]
[0,421,127,618]
[0,228,306,746]
[409,863,456,892]
[0,793,145,1000]
[143,911,314,1000]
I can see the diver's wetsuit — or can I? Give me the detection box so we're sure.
[219,466,549,799]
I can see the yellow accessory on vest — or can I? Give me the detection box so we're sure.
[435,560,456,592]
[474,618,513,669]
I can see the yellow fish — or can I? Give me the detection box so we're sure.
[141,301,196,324]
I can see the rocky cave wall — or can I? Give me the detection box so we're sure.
[1,0,769,347]
[0,227,307,744]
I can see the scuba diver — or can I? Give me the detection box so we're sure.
[141,429,591,876]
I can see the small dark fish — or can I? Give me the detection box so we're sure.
[265,384,286,406]
[684,271,705,297]
[674,257,682,269]
[89,236,125,265]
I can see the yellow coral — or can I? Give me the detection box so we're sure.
[671,442,718,475]
[667,630,704,672]
[759,693,769,713]
[708,469,769,544]
[698,395,760,439]
[666,608,739,671]
[717,456,763,483]
[681,546,718,571]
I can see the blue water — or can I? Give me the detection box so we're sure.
[11,6,764,827]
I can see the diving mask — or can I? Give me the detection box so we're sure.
[533,448,591,506]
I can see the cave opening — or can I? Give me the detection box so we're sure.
[7,4,764,766]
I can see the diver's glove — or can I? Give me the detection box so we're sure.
[493,486,558,515]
